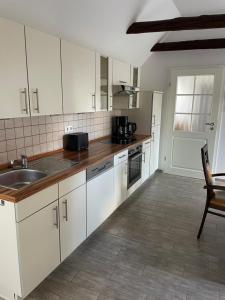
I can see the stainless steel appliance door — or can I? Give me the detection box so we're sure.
[128,152,142,188]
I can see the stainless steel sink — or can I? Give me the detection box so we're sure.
[0,169,48,189]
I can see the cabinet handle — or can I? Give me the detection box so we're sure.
[53,206,59,229]
[63,200,68,221]
[20,88,28,114]
[153,115,156,125]
[152,132,155,142]
[119,154,126,159]
[145,141,150,145]
[142,152,146,163]
[92,94,96,110]
[119,80,127,84]
[32,88,40,113]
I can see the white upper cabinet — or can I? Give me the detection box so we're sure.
[61,40,96,114]
[113,59,131,85]
[0,18,29,119]
[95,54,113,111]
[25,27,62,116]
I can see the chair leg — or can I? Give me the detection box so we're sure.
[197,205,208,239]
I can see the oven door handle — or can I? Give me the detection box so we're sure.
[129,153,142,161]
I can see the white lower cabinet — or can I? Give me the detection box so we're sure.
[150,125,161,175]
[114,161,128,207]
[59,184,86,262]
[87,168,114,237]
[114,160,128,207]
[142,140,151,182]
[17,200,60,298]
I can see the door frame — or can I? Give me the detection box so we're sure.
[162,65,225,178]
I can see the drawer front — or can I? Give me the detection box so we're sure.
[59,170,86,198]
[15,184,58,222]
[143,139,151,150]
[114,150,128,166]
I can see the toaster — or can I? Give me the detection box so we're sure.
[63,132,89,151]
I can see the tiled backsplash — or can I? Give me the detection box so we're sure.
[0,111,120,164]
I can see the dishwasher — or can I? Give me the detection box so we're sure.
[86,158,114,237]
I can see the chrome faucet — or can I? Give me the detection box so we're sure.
[10,154,28,169]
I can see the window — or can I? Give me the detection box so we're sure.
[174,75,214,132]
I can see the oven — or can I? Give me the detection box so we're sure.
[128,144,142,189]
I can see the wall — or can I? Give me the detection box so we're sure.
[0,111,120,164]
[141,50,225,172]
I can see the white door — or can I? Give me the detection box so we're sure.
[61,40,96,113]
[166,68,223,178]
[87,168,114,236]
[25,27,62,116]
[17,200,60,297]
[59,185,86,262]
[114,160,128,207]
[0,18,29,119]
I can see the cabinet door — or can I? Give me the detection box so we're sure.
[61,40,96,113]
[113,59,131,85]
[142,146,150,182]
[114,160,128,207]
[108,57,113,111]
[0,18,29,119]
[96,54,109,112]
[25,27,62,116]
[18,200,60,298]
[59,184,86,262]
[151,125,161,174]
[87,168,114,236]
[152,92,163,126]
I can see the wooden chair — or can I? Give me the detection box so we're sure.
[197,144,225,239]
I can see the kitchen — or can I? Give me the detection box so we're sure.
[1,1,225,300]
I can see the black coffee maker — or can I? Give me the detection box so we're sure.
[112,116,137,144]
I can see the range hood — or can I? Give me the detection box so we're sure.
[113,85,140,96]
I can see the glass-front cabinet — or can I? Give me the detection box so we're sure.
[96,54,113,111]
[130,66,140,109]
[100,56,109,111]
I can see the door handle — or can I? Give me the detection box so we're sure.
[92,94,96,110]
[205,122,215,131]
[53,206,59,229]
[32,88,40,113]
[63,200,68,221]
[20,88,28,114]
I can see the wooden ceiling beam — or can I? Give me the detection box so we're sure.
[151,38,225,52]
[127,14,225,34]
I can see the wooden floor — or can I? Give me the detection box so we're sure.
[25,173,225,299]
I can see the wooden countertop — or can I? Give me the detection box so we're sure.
[0,135,151,203]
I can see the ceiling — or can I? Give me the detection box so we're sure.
[0,0,224,66]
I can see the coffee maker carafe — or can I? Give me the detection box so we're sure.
[112,116,136,144]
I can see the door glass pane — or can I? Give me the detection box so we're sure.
[193,95,212,114]
[177,76,195,94]
[191,114,210,132]
[133,67,138,87]
[100,56,108,110]
[174,114,191,131]
[175,96,193,113]
[194,75,214,94]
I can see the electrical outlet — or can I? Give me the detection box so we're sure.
[65,126,73,133]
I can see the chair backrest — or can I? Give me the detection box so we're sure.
[201,144,214,188]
